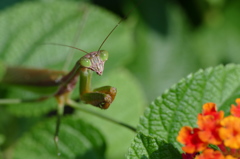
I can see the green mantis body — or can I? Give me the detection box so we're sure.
[1,50,116,108]
[0,49,117,146]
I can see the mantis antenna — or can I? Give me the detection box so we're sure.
[42,43,89,54]
[97,7,134,52]
[44,12,129,55]
[44,3,137,55]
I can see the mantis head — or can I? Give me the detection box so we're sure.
[79,50,109,75]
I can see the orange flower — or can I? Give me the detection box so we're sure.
[230,98,240,117]
[219,116,240,149]
[197,103,224,145]
[201,103,224,120]
[177,99,240,158]
[195,149,225,159]
[177,126,207,153]
[225,156,238,159]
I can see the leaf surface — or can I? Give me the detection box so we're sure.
[128,133,181,159]
[13,116,106,159]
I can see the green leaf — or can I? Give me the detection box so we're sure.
[0,1,134,116]
[127,64,240,156]
[127,133,181,159]
[13,116,106,159]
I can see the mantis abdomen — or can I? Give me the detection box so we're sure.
[1,66,66,94]
[1,66,65,86]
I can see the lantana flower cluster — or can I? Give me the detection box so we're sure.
[177,99,240,159]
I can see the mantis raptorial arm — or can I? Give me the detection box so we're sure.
[79,68,117,109]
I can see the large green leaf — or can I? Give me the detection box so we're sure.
[13,116,106,159]
[128,133,181,159]
[127,64,240,157]
[0,1,134,116]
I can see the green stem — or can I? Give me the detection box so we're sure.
[67,99,137,132]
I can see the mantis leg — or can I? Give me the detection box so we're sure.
[54,93,69,156]
[0,96,51,104]
[79,68,117,109]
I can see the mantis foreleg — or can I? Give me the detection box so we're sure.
[79,68,117,109]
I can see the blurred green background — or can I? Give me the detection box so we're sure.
[0,0,240,158]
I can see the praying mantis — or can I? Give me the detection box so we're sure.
[0,1,136,157]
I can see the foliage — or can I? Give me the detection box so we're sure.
[0,0,240,159]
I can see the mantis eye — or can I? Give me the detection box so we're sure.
[79,57,92,67]
[99,50,108,61]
